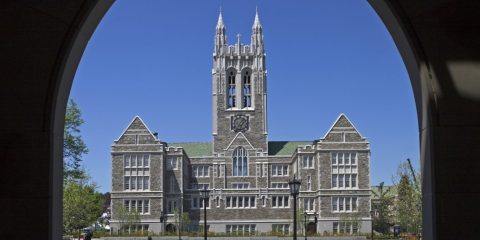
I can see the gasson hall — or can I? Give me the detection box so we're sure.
[110,10,372,235]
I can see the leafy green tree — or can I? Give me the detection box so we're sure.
[393,161,421,235]
[339,212,362,235]
[116,205,140,234]
[63,179,103,239]
[64,99,89,182]
[371,182,395,234]
[181,212,191,232]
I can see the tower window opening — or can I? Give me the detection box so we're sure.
[232,147,248,176]
[228,71,236,108]
[243,71,252,108]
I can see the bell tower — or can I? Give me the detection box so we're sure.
[212,9,268,155]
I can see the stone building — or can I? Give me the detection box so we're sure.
[110,10,371,235]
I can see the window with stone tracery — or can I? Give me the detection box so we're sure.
[243,70,252,108]
[232,147,248,176]
[227,70,236,108]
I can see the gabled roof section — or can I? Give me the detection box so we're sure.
[169,142,212,157]
[114,116,160,144]
[320,113,366,142]
[268,141,313,156]
[225,132,255,151]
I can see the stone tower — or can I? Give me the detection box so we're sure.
[212,9,268,155]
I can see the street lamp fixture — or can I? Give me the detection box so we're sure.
[289,175,301,240]
[200,186,210,240]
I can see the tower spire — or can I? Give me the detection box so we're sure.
[253,6,262,29]
[214,7,226,53]
[216,7,225,29]
[251,7,264,54]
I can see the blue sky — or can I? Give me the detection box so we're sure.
[71,0,419,193]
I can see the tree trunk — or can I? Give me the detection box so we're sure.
[78,229,81,240]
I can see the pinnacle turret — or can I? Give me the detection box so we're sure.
[216,9,225,30]
[252,6,262,29]
[214,8,226,53]
[251,7,264,54]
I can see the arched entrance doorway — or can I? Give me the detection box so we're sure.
[166,223,177,233]
[307,222,316,234]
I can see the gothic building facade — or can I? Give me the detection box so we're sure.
[110,10,372,235]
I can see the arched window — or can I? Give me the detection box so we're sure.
[232,147,248,176]
[243,71,252,108]
[227,70,236,108]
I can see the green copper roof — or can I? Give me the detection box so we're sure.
[268,141,313,155]
[169,141,313,157]
[169,142,212,157]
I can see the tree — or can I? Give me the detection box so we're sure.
[371,182,395,234]
[339,212,363,235]
[392,161,421,235]
[116,205,140,234]
[181,212,191,232]
[64,99,88,182]
[63,179,104,240]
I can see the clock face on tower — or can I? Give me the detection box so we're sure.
[231,115,249,133]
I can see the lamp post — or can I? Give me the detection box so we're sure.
[200,186,210,240]
[289,175,301,240]
[370,210,374,240]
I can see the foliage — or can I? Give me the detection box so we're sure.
[115,205,140,234]
[182,212,191,232]
[392,161,422,235]
[372,182,395,234]
[64,99,89,182]
[339,212,362,235]
[63,179,104,238]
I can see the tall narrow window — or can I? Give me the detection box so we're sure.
[232,147,248,176]
[227,71,236,108]
[243,71,251,108]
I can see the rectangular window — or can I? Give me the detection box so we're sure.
[226,225,256,235]
[232,183,249,189]
[124,154,150,191]
[333,222,339,233]
[272,196,289,208]
[302,155,314,168]
[167,199,177,213]
[213,164,218,177]
[124,199,150,214]
[220,164,225,177]
[193,165,210,177]
[352,174,357,188]
[304,198,315,212]
[272,164,289,176]
[332,174,357,189]
[263,163,268,177]
[332,197,358,212]
[307,175,312,191]
[225,196,256,209]
[333,222,356,234]
[271,182,289,189]
[272,224,290,234]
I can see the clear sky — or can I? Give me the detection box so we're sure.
[71,0,419,193]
